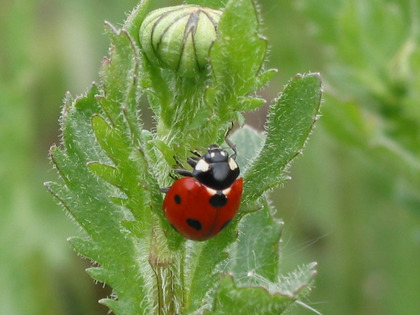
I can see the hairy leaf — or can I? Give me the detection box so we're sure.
[211,263,317,314]
[227,200,283,283]
[243,73,322,203]
[209,0,268,120]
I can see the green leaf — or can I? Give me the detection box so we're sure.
[47,147,123,239]
[67,237,100,262]
[255,68,278,90]
[100,23,141,133]
[61,86,106,162]
[243,73,322,203]
[123,0,153,47]
[90,114,162,226]
[149,139,177,166]
[86,267,113,285]
[210,276,292,314]
[239,97,266,111]
[48,140,152,314]
[229,126,264,173]
[227,200,283,282]
[183,223,239,313]
[87,162,123,189]
[210,0,267,100]
[211,263,318,314]
[275,263,318,300]
[99,298,126,315]
[91,114,131,164]
[47,38,156,315]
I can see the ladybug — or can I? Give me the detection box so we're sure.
[162,142,243,241]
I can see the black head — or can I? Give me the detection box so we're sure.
[192,144,240,190]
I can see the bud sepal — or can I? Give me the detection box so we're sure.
[140,5,222,77]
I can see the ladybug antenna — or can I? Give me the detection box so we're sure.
[225,122,234,137]
[223,123,237,159]
[172,155,185,169]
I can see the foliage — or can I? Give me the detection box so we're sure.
[299,0,420,206]
[3,0,419,314]
[44,0,322,314]
[276,1,420,314]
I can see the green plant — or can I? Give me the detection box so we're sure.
[299,0,420,207]
[45,0,322,313]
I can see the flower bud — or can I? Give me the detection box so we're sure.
[140,5,222,76]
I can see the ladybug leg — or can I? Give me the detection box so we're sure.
[160,173,180,193]
[160,187,170,193]
[187,157,198,168]
[173,155,186,169]
[172,155,194,177]
[175,169,193,177]
[169,173,179,180]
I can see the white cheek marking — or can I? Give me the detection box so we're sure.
[228,158,238,171]
[196,159,210,172]
[221,151,227,156]
[205,186,217,196]
[222,187,231,195]
[210,152,215,158]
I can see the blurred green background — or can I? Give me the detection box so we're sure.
[1,0,419,314]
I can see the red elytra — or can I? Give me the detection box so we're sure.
[163,177,243,241]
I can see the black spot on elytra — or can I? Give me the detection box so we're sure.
[187,218,202,231]
[219,219,232,231]
[209,192,228,208]
[174,194,181,204]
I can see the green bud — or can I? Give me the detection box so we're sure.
[140,5,222,76]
